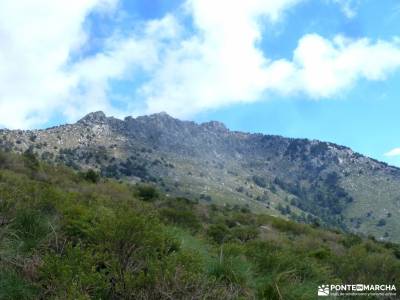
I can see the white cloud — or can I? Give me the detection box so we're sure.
[2,0,400,128]
[65,15,181,120]
[0,0,305,128]
[0,0,118,129]
[332,0,359,18]
[284,34,400,98]
[134,1,400,117]
[385,148,400,157]
[138,0,305,115]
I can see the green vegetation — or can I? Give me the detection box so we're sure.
[252,175,267,188]
[135,184,159,201]
[274,172,353,229]
[81,169,100,183]
[0,150,399,299]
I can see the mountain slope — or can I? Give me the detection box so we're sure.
[1,112,400,241]
[0,150,399,299]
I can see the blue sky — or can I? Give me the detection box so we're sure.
[1,0,400,165]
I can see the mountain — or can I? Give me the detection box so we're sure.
[1,111,400,241]
[1,150,399,299]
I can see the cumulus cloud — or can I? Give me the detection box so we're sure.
[80,0,303,116]
[0,0,117,128]
[139,0,304,115]
[284,34,400,98]
[385,148,400,157]
[66,15,182,120]
[1,0,400,128]
[135,1,400,117]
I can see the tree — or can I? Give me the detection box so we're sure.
[136,184,159,201]
[252,175,267,188]
[23,147,40,171]
[83,169,100,183]
[377,219,386,227]
[207,223,230,244]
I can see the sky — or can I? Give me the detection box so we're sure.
[1,0,400,165]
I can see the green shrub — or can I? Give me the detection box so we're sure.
[82,169,100,183]
[207,251,253,298]
[341,233,362,248]
[270,218,309,235]
[208,257,249,285]
[61,204,97,242]
[135,184,159,201]
[377,219,386,227]
[23,148,40,171]
[207,223,231,244]
[39,245,108,299]
[160,208,201,232]
[0,151,7,168]
[231,226,259,243]
[0,269,37,300]
[252,175,267,188]
[310,247,332,260]
[10,209,50,253]
[94,210,180,298]
[0,150,400,300]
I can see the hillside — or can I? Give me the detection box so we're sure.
[1,112,400,241]
[0,151,399,299]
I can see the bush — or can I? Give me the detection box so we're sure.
[10,210,50,253]
[310,247,332,260]
[377,219,386,227]
[270,218,309,235]
[160,208,201,232]
[341,234,362,248]
[94,210,180,298]
[231,226,259,243]
[39,245,108,299]
[252,175,267,188]
[0,269,37,300]
[207,223,231,244]
[136,184,159,201]
[61,204,97,242]
[208,254,253,293]
[23,148,40,171]
[1,150,400,300]
[82,169,100,183]
[0,151,7,168]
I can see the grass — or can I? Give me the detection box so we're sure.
[0,150,399,299]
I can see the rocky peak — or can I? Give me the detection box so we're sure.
[150,111,170,118]
[78,111,108,125]
[201,121,228,133]
[144,112,177,122]
[134,112,183,131]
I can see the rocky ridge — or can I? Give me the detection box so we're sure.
[1,111,400,241]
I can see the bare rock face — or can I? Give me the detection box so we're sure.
[78,111,107,125]
[1,111,400,242]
